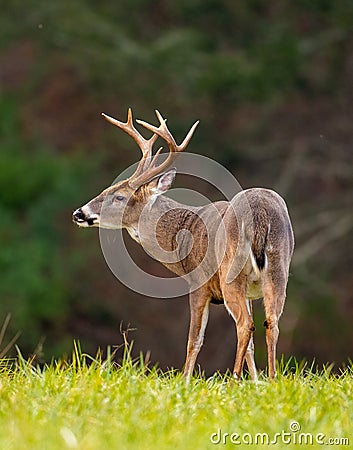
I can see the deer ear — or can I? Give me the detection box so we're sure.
[150,168,176,196]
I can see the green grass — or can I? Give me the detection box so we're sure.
[0,345,351,450]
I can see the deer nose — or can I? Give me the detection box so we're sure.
[72,208,85,222]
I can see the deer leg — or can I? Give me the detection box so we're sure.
[245,335,257,381]
[263,275,287,379]
[223,283,254,380]
[245,299,258,381]
[183,288,210,383]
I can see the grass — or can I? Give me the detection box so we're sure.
[0,344,351,450]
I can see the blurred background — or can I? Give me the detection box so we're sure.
[0,0,352,373]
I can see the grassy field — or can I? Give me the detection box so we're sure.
[0,345,351,450]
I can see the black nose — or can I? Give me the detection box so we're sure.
[72,208,85,222]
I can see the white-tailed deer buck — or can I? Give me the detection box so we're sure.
[73,109,294,382]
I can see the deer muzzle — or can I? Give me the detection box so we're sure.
[72,207,99,227]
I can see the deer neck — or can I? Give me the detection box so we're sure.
[128,195,197,273]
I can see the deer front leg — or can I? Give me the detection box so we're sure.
[245,335,257,381]
[183,288,210,383]
[245,299,258,381]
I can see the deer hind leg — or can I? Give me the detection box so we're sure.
[183,288,210,384]
[245,299,258,381]
[223,282,255,380]
[262,272,287,379]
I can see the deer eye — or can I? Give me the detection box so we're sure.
[115,194,125,202]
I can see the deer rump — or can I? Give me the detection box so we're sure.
[204,187,293,305]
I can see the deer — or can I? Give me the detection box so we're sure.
[72,109,294,383]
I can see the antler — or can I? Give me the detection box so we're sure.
[102,109,199,188]
[102,108,158,180]
[134,110,199,187]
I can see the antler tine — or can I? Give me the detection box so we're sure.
[136,111,172,145]
[179,120,200,150]
[149,146,164,168]
[153,111,200,151]
[102,109,158,177]
[137,110,199,152]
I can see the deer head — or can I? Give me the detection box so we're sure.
[72,109,199,231]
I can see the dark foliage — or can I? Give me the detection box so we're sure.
[0,0,352,372]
